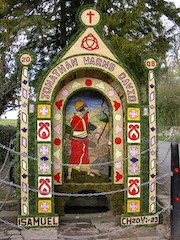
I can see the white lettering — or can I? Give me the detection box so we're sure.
[121,215,159,226]
[17,217,59,227]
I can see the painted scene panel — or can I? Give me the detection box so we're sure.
[64,90,111,183]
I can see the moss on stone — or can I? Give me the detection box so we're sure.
[55,183,124,216]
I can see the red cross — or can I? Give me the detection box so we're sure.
[87,11,94,24]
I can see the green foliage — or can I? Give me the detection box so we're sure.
[157,61,180,131]
[0,125,17,165]
[0,0,179,115]
[102,0,179,84]
[141,116,150,213]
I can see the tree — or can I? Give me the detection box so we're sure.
[99,0,180,83]
[157,61,180,129]
[157,35,180,130]
[0,0,179,115]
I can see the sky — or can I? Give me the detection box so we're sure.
[1,109,19,119]
[0,0,179,120]
[172,0,179,7]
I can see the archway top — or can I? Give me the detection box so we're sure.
[61,27,118,62]
[38,6,139,105]
[39,55,139,104]
[60,6,118,62]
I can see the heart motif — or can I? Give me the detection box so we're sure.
[113,101,121,111]
[55,100,63,110]
[54,173,60,183]
[115,172,123,182]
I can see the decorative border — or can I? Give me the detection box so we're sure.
[39,55,139,105]
[20,66,29,215]
[18,52,34,217]
[148,70,157,213]
[143,57,158,213]
[126,107,141,213]
[53,77,124,185]
[37,115,53,213]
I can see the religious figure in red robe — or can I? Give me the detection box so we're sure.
[66,100,104,179]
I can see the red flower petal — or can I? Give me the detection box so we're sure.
[54,138,61,145]
[113,101,121,111]
[116,172,123,182]
[55,100,63,110]
[54,173,60,183]
[85,79,92,86]
[115,137,122,144]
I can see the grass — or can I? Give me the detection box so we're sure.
[158,135,180,142]
[0,119,17,126]
[0,188,7,200]
[0,186,17,201]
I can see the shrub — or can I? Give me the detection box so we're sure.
[0,125,17,165]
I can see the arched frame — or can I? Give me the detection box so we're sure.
[36,55,142,217]
[17,5,158,226]
[39,54,139,104]
[53,77,124,185]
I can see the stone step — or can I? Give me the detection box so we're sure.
[21,229,58,240]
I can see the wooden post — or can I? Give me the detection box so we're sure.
[171,139,180,240]
[9,142,15,184]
